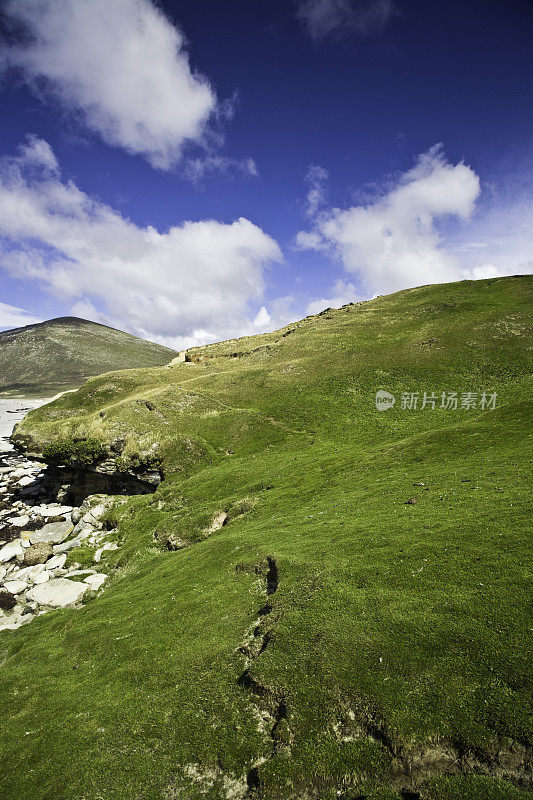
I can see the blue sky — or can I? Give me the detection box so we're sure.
[0,0,531,347]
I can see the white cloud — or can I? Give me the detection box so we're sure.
[297,0,394,40]
[253,306,271,328]
[305,279,360,314]
[17,136,59,173]
[446,193,533,281]
[0,137,282,347]
[293,230,325,251]
[2,0,217,169]
[296,145,484,295]
[0,301,41,331]
[185,155,258,184]
[248,280,362,334]
[247,296,302,335]
[470,265,499,280]
[304,164,328,217]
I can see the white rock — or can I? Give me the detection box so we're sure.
[39,506,73,518]
[33,570,50,585]
[53,537,82,554]
[45,554,66,570]
[0,618,20,632]
[83,573,107,591]
[0,566,6,580]
[12,563,46,583]
[10,566,29,582]
[30,521,74,545]
[26,578,88,608]
[94,542,119,563]
[8,515,30,528]
[17,476,35,487]
[86,503,107,519]
[3,580,28,594]
[77,526,95,539]
[0,613,34,632]
[65,569,96,577]
[0,540,24,563]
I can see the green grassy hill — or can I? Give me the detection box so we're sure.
[0,316,176,396]
[4,276,533,800]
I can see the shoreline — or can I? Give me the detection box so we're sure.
[0,397,53,453]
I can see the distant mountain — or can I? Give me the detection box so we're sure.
[0,316,176,395]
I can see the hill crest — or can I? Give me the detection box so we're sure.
[0,315,176,396]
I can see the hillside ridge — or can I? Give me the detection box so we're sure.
[0,315,176,396]
[2,275,532,800]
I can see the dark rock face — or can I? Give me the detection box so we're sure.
[38,464,158,507]
[23,542,54,566]
[0,589,17,610]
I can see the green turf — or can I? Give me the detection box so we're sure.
[2,276,532,799]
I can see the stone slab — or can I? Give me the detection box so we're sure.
[27,578,88,608]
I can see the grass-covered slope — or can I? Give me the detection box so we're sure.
[3,276,533,800]
[0,316,176,396]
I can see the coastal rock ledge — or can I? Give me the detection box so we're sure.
[0,450,118,632]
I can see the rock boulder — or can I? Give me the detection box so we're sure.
[30,521,74,545]
[23,542,54,566]
[0,539,24,563]
[0,588,16,610]
[27,578,88,608]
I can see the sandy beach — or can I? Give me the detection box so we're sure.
[0,397,50,452]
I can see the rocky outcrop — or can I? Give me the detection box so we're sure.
[0,451,119,633]
[11,428,161,507]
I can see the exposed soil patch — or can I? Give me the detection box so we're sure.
[234,556,291,795]
[332,699,532,796]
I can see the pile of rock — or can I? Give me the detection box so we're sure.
[0,453,119,632]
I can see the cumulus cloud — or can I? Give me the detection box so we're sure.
[0,137,282,348]
[0,301,41,331]
[253,306,271,328]
[445,192,533,281]
[2,0,218,169]
[296,145,484,295]
[247,296,303,335]
[297,0,395,40]
[305,279,360,314]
